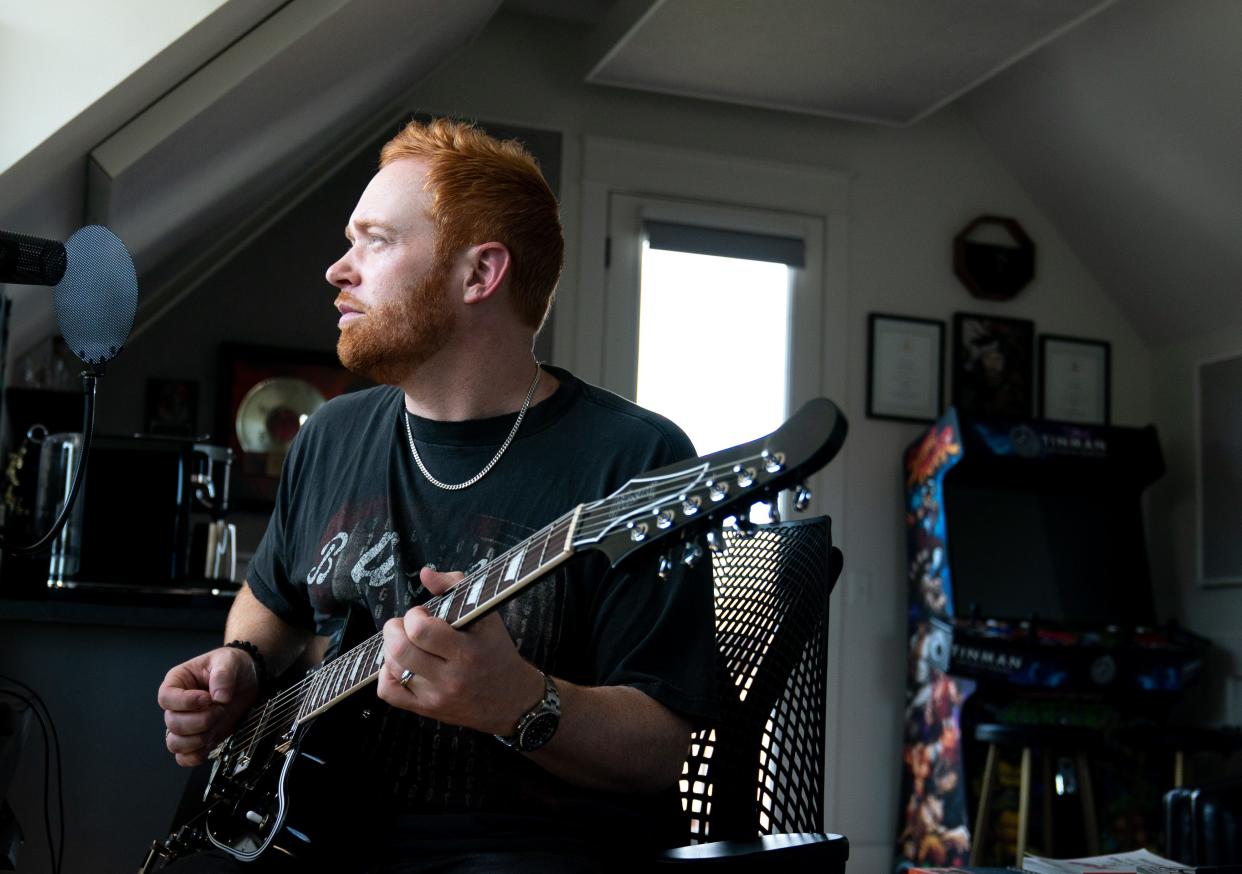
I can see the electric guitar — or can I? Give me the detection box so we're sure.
[139,398,847,871]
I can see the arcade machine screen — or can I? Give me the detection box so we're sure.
[943,481,1156,628]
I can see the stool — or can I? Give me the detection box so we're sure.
[970,723,1101,867]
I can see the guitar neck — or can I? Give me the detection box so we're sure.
[292,506,583,723]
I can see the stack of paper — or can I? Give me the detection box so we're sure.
[1023,849,1193,874]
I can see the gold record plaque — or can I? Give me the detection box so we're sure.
[234,377,326,475]
[220,345,366,508]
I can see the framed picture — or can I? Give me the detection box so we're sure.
[1197,352,1242,586]
[951,312,1034,419]
[217,344,369,509]
[146,378,199,437]
[866,314,944,422]
[1038,334,1111,425]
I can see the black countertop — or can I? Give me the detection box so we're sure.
[0,587,234,631]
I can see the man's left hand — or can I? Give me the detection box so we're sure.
[377,565,545,737]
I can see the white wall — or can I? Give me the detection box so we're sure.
[1151,328,1242,726]
[0,1,229,174]
[402,12,1152,870]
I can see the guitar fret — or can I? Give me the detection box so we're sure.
[348,647,366,687]
[465,571,486,606]
[326,659,346,700]
[482,561,505,604]
[485,560,506,602]
[536,524,552,566]
[303,672,324,718]
[435,595,453,621]
[520,529,548,578]
[447,585,470,625]
[502,547,524,583]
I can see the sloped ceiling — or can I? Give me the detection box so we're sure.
[0,0,500,356]
[585,0,1115,125]
[4,0,1237,354]
[534,0,1240,345]
[91,0,502,339]
[962,0,1242,345]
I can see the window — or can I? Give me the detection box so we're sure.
[636,234,795,456]
[603,196,820,522]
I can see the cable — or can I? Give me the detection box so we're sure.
[0,675,64,874]
[0,370,97,556]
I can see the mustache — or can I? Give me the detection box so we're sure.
[334,293,365,313]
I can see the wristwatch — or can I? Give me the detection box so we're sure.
[495,672,560,752]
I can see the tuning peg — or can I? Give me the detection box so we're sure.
[705,529,725,553]
[761,450,785,474]
[682,540,704,568]
[733,464,756,488]
[793,482,812,512]
[768,502,781,524]
[731,514,757,538]
[657,553,673,580]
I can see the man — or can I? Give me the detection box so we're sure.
[157,119,716,872]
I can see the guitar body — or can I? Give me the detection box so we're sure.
[166,692,374,866]
[203,716,314,861]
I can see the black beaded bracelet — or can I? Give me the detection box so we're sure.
[224,639,269,692]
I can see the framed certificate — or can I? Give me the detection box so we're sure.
[1038,334,1110,425]
[867,314,944,423]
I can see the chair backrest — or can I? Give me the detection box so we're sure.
[679,516,842,843]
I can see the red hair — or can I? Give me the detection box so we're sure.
[380,118,563,330]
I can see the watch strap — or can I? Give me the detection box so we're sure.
[495,671,560,752]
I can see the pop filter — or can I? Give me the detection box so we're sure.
[52,225,137,369]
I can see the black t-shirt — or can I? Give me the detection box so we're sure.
[246,365,716,847]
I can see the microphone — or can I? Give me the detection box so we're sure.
[0,230,67,286]
[54,225,138,369]
[0,226,138,369]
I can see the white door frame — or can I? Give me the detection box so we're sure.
[561,135,852,830]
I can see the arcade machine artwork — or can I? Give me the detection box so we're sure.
[895,407,1203,868]
[898,409,973,869]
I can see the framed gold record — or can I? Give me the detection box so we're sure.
[218,344,368,509]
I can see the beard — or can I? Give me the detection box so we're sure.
[336,260,456,385]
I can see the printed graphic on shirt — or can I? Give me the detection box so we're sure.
[302,502,563,667]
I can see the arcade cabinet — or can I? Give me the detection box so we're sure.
[896,409,1205,868]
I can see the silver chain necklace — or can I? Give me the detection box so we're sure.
[402,363,542,491]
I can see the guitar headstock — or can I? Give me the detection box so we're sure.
[573,398,847,569]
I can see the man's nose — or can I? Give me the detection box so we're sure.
[326,251,355,288]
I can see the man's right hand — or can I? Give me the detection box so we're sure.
[158,646,260,767]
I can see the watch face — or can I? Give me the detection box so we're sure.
[519,712,560,752]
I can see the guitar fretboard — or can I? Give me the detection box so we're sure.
[291,508,581,722]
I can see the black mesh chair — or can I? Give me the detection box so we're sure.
[657,516,849,870]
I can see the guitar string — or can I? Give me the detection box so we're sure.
[221,454,760,754]
[222,509,580,749]
[219,452,774,752]
[217,451,775,752]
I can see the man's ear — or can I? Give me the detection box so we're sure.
[462,242,512,305]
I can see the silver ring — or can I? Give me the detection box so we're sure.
[399,669,415,688]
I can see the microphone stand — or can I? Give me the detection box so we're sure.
[0,369,98,555]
